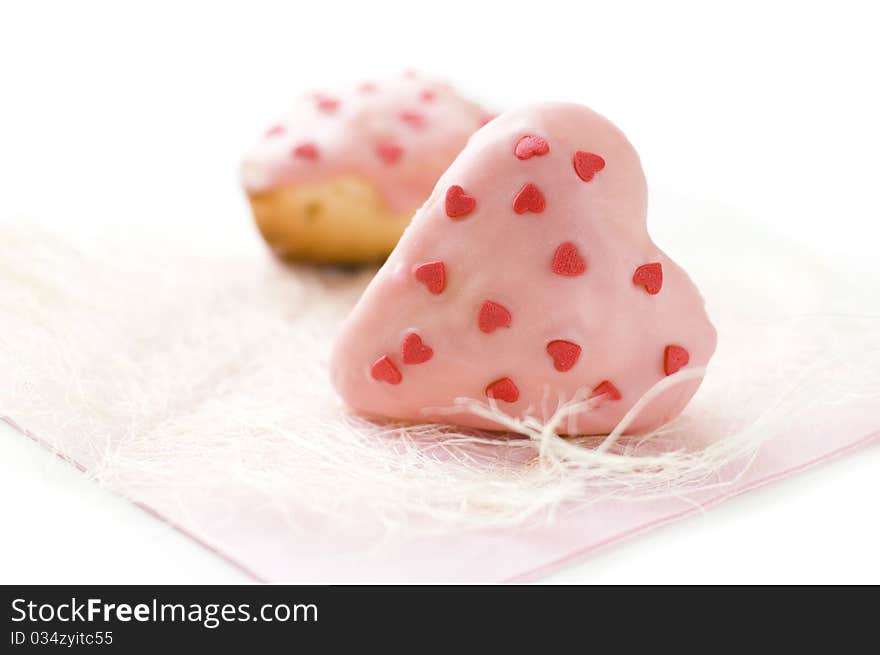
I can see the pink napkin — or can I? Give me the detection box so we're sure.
[4,400,878,582]
[1,215,878,582]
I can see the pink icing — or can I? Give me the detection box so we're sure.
[241,72,488,214]
[331,103,718,434]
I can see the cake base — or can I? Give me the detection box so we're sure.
[247,176,412,264]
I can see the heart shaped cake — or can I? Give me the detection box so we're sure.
[331,103,717,434]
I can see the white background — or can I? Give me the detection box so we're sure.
[1,0,878,583]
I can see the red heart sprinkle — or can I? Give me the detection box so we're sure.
[400,110,426,128]
[573,151,606,182]
[632,262,663,295]
[664,345,690,376]
[401,333,433,365]
[552,242,587,276]
[316,96,340,113]
[265,124,285,138]
[445,185,476,219]
[590,380,622,401]
[420,89,436,102]
[292,143,319,161]
[485,377,519,403]
[546,340,582,372]
[514,135,550,160]
[414,261,446,295]
[370,355,402,385]
[513,183,546,214]
[478,301,512,333]
[376,142,404,164]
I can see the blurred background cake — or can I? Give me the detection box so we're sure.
[241,71,490,264]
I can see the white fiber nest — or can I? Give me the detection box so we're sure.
[1,217,879,531]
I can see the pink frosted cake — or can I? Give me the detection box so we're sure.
[331,102,717,434]
[241,71,489,263]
